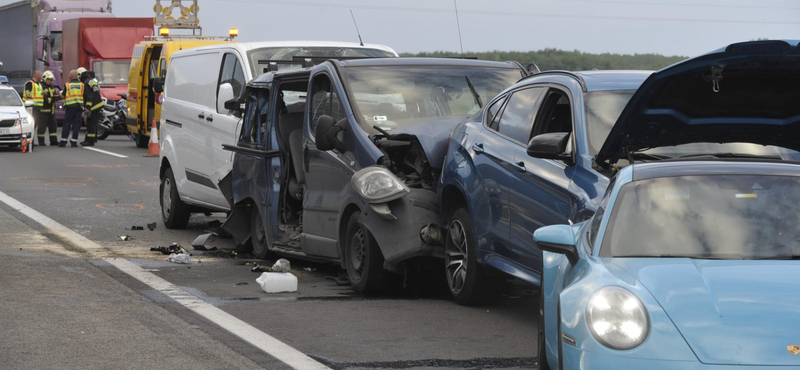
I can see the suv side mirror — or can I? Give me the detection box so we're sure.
[217,83,235,114]
[527,132,573,165]
[533,224,579,265]
[25,100,34,108]
[152,77,164,94]
[315,115,346,152]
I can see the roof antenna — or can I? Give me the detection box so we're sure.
[350,10,364,46]
[453,0,464,58]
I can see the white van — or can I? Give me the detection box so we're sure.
[158,41,397,228]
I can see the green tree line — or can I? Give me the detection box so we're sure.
[400,49,688,71]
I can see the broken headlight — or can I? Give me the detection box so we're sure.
[351,166,410,203]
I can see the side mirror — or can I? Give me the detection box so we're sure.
[217,83,235,114]
[527,132,573,165]
[533,224,579,265]
[315,115,346,152]
[25,100,34,108]
[224,99,243,118]
[152,77,164,94]
[36,38,44,60]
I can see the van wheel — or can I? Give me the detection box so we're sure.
[160,168,190,229]
[445,208,495,305]
[344,212,388,294]
[135,131,149,148]
[250,205,271,260]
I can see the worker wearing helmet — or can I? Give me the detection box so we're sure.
[37,70,62,146]
[79,69,103,146]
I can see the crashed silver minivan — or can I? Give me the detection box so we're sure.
[222,58,527,293]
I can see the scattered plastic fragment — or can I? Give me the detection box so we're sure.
[168,253,191,264]
[303,267,317,272]
[130,226,144,231]
[251,264,265,273]
[205,220,231,237]
[147,222,157,231]
[256,272,298,293]
[235,282,248,286]
[191,233,218,251]
[118,235,132,241]
[270,258,291,272]
[325,273,351,286]
[150,243,186,255]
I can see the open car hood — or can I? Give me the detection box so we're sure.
[597,40,800,167]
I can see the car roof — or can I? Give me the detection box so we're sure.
[334,57,523,69]
[517,70,651,92]
[181,40,398,56]
[0,84,16,91]
[629,160,800,181]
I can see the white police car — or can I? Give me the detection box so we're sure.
[0,83,34,148]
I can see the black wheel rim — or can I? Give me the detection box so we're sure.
[349,226,367,280]
[445,219,468,295]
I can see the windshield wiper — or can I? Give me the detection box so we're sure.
[464,76,483,109]
[679,153,782,160]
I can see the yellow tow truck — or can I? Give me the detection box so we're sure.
[127,0,236,147]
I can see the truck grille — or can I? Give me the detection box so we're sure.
[0,120,15,128]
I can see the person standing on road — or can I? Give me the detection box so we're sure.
[23,71,43,146]
[38,71,62,146]
[59,70,84,148]
[79,68,103,147]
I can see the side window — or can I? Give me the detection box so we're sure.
[587,179,616,252]
[533,89,573,138]
[309,74,345,136]
[494,87,545,144]
[485,95,507,131]
[159,58,167,78]
[218,53,246,101]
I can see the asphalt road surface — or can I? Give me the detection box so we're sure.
[0,133,538,370]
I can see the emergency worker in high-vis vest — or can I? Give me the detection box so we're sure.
[79,69,103,147]
[38,70,62,146]
[24,71,43,146]
[60,70,84,147]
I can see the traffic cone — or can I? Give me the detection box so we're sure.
[144,118,160,157]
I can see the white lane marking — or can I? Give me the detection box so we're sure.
[0,190,330,370]
[83,147,129,158]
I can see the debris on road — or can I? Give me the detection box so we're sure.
[270,258,291,272]
[191,233,218,251]
[256,272,298,293]
[118,235,133,241]
[251,264,266,273]
[168,253,192,264]
[303,267,317,272]
[147,222,157,231]
[325,273,351,286]
[130,226,144,231]
[205,220,231,237]
[235,282,248,286]
[150,243,187,255]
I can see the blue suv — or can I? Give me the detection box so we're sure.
[438,70,652,304]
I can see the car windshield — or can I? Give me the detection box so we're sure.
[343,65,523,133]
[584,90,799,160]
[247,47,396,75]
[0,90,22,106]
[93,61,130,85]
[602,175,800,259]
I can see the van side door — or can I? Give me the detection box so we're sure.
[299,71,353,258]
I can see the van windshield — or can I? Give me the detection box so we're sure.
[342,65,523,133]
[247,47,395,75]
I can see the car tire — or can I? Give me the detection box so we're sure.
[344,211,389,294]
[445,207,495,305]
[135,130,149,148]
[160,168,190,229]
[250,205,271,260]
[537,287,551,370]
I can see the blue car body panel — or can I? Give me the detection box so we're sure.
[439,71,650,285]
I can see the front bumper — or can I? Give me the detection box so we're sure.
[359,188,443,263]
[562,345,786,370]
[0,132,32,145]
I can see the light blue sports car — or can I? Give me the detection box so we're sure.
[533,40,800,370]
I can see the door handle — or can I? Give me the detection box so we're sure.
[206,115,213,123]
[472,143,485,154]
[513,161,526,172]
[198,113,205,120]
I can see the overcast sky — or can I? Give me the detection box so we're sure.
[6,0,799,57]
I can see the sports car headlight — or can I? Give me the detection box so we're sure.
[586,286,649,350]
[351,166,410,203]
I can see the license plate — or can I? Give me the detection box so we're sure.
[0,129,9,135]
